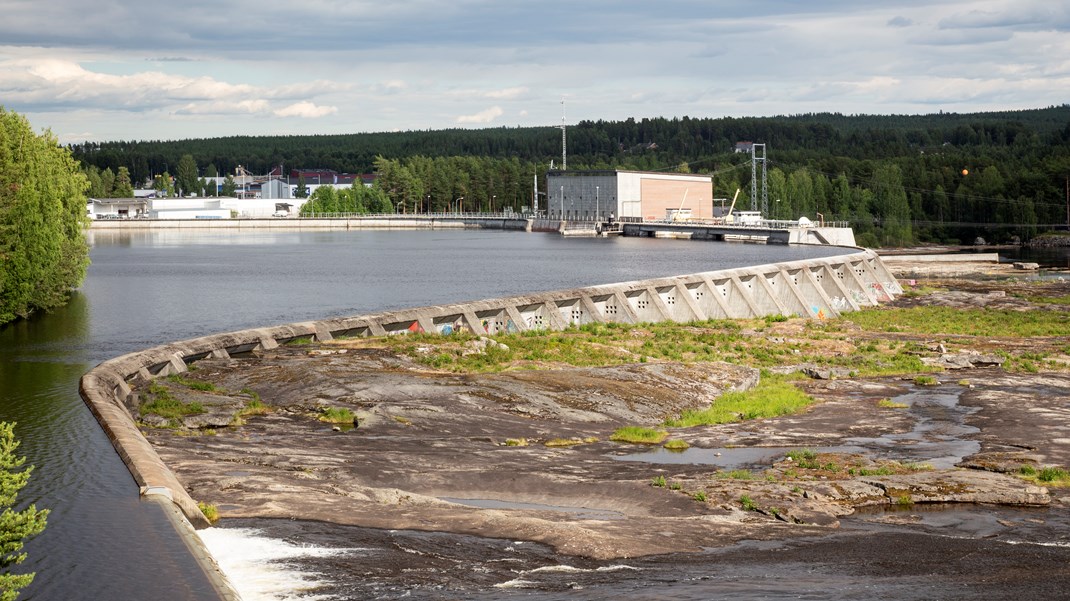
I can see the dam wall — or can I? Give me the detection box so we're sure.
[89,216,532,231]
[78,248,900,531]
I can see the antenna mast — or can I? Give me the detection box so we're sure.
[560,97,567,171]
[750,143,768,215]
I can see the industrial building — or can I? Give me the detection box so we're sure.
[545,170,714,221]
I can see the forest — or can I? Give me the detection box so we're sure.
[70,105,1070,246]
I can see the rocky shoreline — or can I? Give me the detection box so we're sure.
[130,259,1070,572]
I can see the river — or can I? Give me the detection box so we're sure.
[0,229,852,601]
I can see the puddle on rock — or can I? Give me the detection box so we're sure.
[439,497,626,520]
[845,384,980,469]
[612,384,980,470]
[613,445,864,469]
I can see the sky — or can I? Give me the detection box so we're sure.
[2,0,1068,144]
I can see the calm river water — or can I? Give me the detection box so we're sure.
[0,229,851,601]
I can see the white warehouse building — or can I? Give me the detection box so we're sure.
[545,170,714,221]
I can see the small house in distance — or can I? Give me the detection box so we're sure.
[545,170,713,221]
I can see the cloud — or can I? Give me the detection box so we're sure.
[174,100,272,115]
[273,101,338,118]
[484,86,528,99]
[455,106,503,124]
[887,16,913,28]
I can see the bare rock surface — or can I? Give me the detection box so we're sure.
[140,342,1069,559]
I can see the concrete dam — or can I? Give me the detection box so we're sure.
[79,247,900,531]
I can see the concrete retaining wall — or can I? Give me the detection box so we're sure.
[79,248,899,531]
[90,217,532,231]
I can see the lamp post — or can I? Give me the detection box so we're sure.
[596,186,599,222]
[492,195,496,214]
[559,185,564,219]
[425,194,431,214]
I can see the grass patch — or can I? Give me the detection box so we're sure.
[393,416,413,426]
[198,502,219,524]
[692,491,707,502]
[504,438,528,447]
[662,439,690,451]
[847,305,1070,338]
[665,374,814,427]
[720,469,753,480]
[896,494,914,506]
[544,438,585,448]
[786,448,817,462]
[877,398,909,409]
[1020,465,1070,487]
[651,475,667,487]
[166,374,217,392]
[319,406,355,424]
[739,495,758,511]
[610,426,669,445]
[141,382,204,420]
[238,398,270,417]
[913,375,938,386]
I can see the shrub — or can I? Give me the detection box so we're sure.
[198,502,220,524]
[739,495,758,511]
[913,375,938,386]
[651,475,667,487]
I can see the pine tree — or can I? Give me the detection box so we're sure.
[0,422,48,601]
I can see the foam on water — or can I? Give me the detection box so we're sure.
[197,527,360,601]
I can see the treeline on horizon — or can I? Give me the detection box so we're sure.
[71,105,1070,246]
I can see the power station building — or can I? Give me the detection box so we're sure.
[545,170,714,221]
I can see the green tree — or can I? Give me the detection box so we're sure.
[152,172,174,197]
[100,167,115,197]
[294,175,308,199]
[0,108,91,323]
[84,166,106,198]
[0,422,48,601]
[175,154,198,197]
[113,166,134,198]
[221,175,236,197]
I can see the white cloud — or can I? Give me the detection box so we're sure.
[485,86,528,99]
[455,106,503,124]
[273,101,338,118]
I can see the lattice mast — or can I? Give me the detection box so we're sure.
[750,143,768,215]
[560,97,567,171]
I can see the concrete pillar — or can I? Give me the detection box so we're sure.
[505,305,528,332]
[728,276,761,317]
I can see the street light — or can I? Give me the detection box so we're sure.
[425,194,431,214]
[596,186,600,222]
[492,195,496,214]
[559,185,564,219]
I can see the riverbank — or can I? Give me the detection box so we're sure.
[121,256,1070,597]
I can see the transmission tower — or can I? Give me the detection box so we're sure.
[750,143,768,215]
[560,97,567,171]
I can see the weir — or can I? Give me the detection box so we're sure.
[77,246,899,599]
